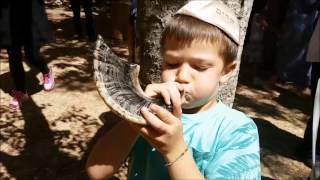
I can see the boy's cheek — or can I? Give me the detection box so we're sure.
[161,71,173,82]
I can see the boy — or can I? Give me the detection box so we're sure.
[86,1,261,179]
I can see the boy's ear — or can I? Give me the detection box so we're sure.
[220,61,237,83]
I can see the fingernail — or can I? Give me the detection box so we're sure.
[149,103,155,108]
[141,107,147,112]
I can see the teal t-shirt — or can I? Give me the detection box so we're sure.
[128,102,261,180]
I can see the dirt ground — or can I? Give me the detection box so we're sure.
[0,7,313,179]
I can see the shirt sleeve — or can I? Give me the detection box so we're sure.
[204,121,261,180]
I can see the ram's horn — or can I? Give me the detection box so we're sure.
[94,35,171,124]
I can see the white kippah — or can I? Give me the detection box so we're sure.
[176,1,240,44]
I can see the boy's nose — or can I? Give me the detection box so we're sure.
[176,64,190,83]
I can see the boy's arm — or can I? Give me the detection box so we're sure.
[165,148,205,179]
[86,120,139,180]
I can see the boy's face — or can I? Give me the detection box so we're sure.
[162,39,235,112]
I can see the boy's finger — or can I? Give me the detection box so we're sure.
[160,88,171,105]
[174,82,185,92]
[149,104,176,124]
[141,107,168,133]
[139,126,159,139]
[168,86,182,118]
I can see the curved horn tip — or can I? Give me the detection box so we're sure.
[95,35,103,49]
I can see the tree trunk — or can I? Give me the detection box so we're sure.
[138,0,254,107]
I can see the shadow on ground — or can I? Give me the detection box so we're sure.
[0,69,42,96]
[1,98,85,179]
[253,118,302,161]
[0,98,122,179]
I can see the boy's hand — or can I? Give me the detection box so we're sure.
[131,104,187,163]
[128,82,187,162]
[144,82,183,117]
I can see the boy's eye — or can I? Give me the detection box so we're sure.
[164,62,179,68]
[194,65,208,71]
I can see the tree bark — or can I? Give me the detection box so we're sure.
[138,0,254,107]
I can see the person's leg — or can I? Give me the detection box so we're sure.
[71,0,83,38]
[310,62,320,98]
[311,62,320,152]
[23,41,49,74]
[299,62,320,166]
[262,30,277,80]
[128,0,137,62]
[127,23,135,62]
[8,45,25,92]
[83,0,96,40]
[24,41,54,91]
[7,44,29,108]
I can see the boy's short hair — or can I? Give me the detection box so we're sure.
[160,1,239,65]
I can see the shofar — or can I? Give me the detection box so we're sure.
[94,35,171,125]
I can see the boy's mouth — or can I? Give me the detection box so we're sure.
[181,92,193,105]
